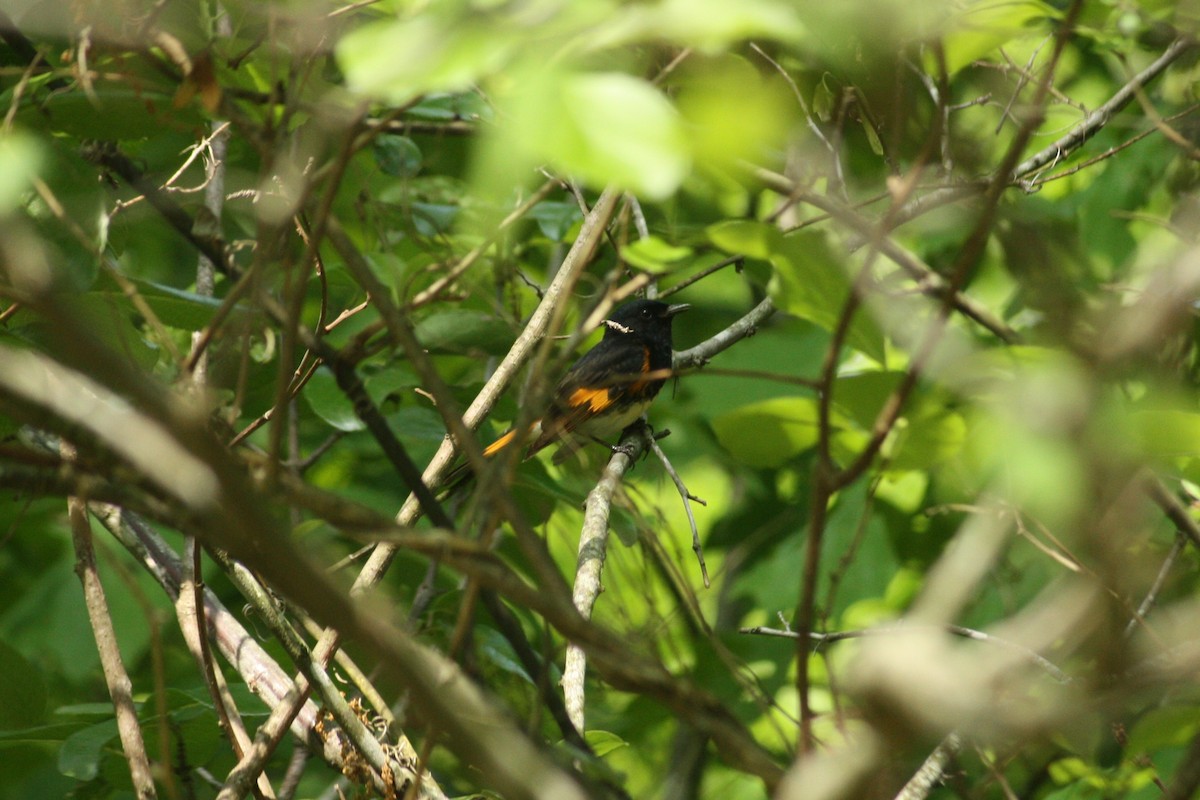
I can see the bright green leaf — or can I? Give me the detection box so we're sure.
[768,230,886,362]
[1131,410,1200,458]
[0,132,41,213]
[940,0,1056,75]
[673,54,793,167]
[1127,705,1200,752]
[889,411,968,470]
[584,730,630,757]
[621,236,693,272]
[601,0,805,51]
[510,70,690,200]
[712,396,821,467]
[337,16,516,102]
[706,220,782,260]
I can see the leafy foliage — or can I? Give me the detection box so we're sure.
[2,1,1200,799]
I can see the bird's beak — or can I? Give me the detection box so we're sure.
[665,303,691,318]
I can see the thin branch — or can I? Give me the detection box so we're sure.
[1144,474,1200,552]
[646,429,709,588]
[1010,36,1196,181]
[408,179,560,309]
[742,623,1070,684]
[1125,533,1187,638]
[68,485,158,800]
[563,426,639,731]
[894,733,962,800]
[672,296,777,370]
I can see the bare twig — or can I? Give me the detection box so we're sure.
[894,733,962,800]
[68,485,158,800]
[1125,534,1187,638]
[1011,37,1196,181]
[563,426,639,731]
[645,430,709,588]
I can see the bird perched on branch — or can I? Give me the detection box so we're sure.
[445,298,690,486]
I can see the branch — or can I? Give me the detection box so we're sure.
[563,427,639,731]
[68,488,158,800]
[1010,37,1197,181]
[741,623,1070,684]
[673,296,777,370]
[645,432,709,588]
[894,733,962,800]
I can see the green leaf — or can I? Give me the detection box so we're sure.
[608,0,805,50]
[337,15,516,103]
[512,70,690,200]
[940,0,1055,75]
[889,410,967,470]
[706,220,783,260]
[832,372,905,429]
[304,369,366,432]
[414,310,514,355]
[621,236,693,272]
[768,230,886,363]
[861,120,884,155]
[22,87,200,140]
[1131,410,1200,458]
[92,276,233,332]
[388,406,448,443]
[584,730,629,758]
[712,396,821,468]
[374,135,423,178]
[672,54,792,167]
[365,365,421,407]
[0,640,46,730]
[1127,705,1200,752]
[476,628,532,684]
[528,201,584,242]
[410,202,459,236]
[58,720,118,781]
[0,132,41,213]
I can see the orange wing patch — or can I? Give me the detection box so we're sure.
[482,428,519,457]
[568,386,612,414]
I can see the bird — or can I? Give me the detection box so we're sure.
[445,298,690,486]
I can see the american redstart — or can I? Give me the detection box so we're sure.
[445,298,690,486]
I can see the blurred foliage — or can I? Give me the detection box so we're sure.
[2,0,1200,798]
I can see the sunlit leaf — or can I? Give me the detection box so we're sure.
[621,236,693,272]
[585,730,630,757]
[712,396,822,467]
[1132,409,1200,458]
[337,15,517,102]
[940,0,1057,75]
[768,230,886,363]
[672,54,793,167]
[507,70,690,200]
[597,0,805,50]
[0,132,40,213]
[707,219,782,260]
